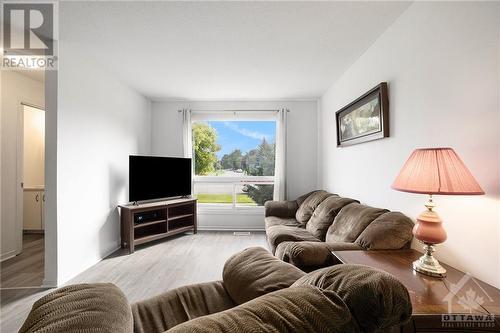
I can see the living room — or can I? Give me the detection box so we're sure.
[1,1,499,332]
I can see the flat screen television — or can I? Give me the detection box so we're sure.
[129,155,192,202]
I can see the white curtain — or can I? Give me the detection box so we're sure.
[274,108,287,201]
[182,109,192,158]
[182,109,194,194]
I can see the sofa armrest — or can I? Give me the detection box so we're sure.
[264,200,298,218]
[20,283,132,333]
[276,241,362,269]
[132,281,235,333]
[223,247,305,305]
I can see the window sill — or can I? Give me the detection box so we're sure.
[198,206,265,215]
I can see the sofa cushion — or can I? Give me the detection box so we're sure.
[264,216,301,229]
[355,211,414,250]
[19,283,132,333]
[295,190,334,224]
[266,225,320,254]
[132,281,235,333]
[292,264,412,331]
[166,285,359,333]
[275,241,362,269]
[222,247,305,305]
[326,203,388,243]
[306,196,359,240]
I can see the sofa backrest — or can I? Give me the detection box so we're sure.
[306,196,359,241]
[132,280,235,333]
[295,190,334,225]
[165,285,359,333]
[355,211,414,250]
[295,190,320,206]
[325,203,388,243]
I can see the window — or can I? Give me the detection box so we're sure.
[192,119,276,209]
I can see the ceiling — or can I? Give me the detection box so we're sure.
[60,1,411,100]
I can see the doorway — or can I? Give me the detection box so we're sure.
[0,104,46,289]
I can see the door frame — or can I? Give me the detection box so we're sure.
[15,101,45,257]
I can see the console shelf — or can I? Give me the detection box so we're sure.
[168,213,193,221]
[134,226,194,246]
[119,198,197,253]
[133,219,167,229]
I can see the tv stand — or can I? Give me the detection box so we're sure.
[118,198,197,254]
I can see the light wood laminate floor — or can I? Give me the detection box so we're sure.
[0,231,268,332]
[1,234,44,289]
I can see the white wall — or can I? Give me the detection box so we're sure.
[1,71,44,260]
[319,2,500,287]
[56,41,152,283]
[151,100,318,230]
[44,69,58,286]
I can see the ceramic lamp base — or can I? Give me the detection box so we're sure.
[413,243,446,278]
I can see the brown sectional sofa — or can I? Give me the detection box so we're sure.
[265,190,414,271]
[20,247,412,333]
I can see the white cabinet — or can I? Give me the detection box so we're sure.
[23,189,44,231]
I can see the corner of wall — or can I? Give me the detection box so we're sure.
[496,1,500,286]
[146,98,153,155]
[45,69,59,286]
[316,98,323,188]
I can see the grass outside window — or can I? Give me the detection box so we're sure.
[195,193,257,205]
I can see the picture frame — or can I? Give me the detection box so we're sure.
[335,82,389,147]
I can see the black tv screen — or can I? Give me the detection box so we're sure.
[129,155,191,202]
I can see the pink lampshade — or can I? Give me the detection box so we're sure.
[392,148,484,195]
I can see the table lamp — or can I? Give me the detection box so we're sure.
[392,148,484,277]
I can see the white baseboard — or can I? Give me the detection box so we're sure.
[0,250,18,262]
[104,245,122,258]
[42,279,57,288]
[51,243,122,287]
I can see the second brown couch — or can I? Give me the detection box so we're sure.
[20,247,412,333]
[265,190,414,271]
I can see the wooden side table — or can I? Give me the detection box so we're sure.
[332,250,500,332]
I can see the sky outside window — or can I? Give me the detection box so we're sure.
[208,121,276,159]
[192,120,276,206]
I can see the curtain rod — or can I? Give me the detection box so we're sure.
[177,109,289,113]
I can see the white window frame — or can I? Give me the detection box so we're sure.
[194,176,274,212]
[189,111,279,212]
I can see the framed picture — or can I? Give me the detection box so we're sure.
[335,82,389,147]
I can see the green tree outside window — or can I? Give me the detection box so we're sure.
[192,123,221,175]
